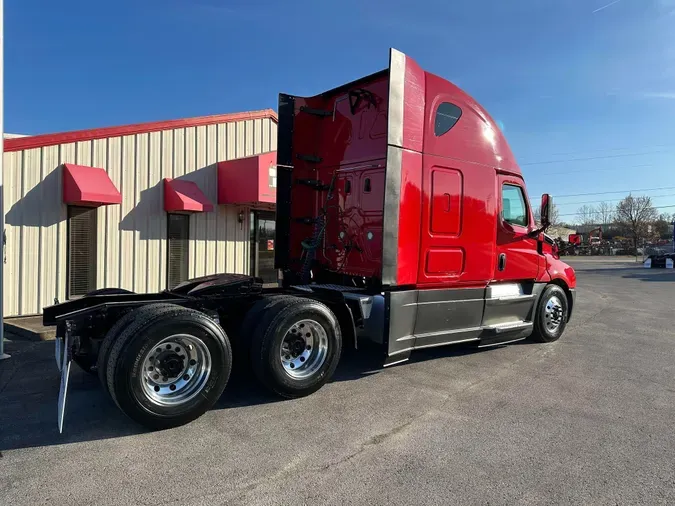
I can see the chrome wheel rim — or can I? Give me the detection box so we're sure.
[280,319,329,379]
[545,295,564,332]
[139,334,211,406]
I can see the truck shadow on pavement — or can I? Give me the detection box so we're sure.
[0,337,508,452]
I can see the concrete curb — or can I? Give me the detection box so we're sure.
[4,320,56,341]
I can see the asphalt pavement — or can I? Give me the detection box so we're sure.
[1,260,673,505]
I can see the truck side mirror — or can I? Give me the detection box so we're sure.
[540,194,551,228]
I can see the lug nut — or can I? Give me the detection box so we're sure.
[170,384,176,391]
[306,345,312,350]
[153,374,159,380]
[183,374,190,381]
[154,386,160,392]
[189,359,197,366]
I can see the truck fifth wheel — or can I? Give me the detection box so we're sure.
[43,47,577,432]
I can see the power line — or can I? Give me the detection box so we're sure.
[520,143,675,160]
[532,163,653,176]
[552,193,675,208]
[530,185,675,200]
[556,204,675,218]
[520,149,674,166]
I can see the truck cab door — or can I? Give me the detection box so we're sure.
[493,175,540,282]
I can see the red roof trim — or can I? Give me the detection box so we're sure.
[4,109,278,153]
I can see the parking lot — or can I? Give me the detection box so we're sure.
[0,260,673,505]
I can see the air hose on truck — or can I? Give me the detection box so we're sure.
[300,170,338,284]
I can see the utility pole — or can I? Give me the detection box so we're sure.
[0,0,9,361]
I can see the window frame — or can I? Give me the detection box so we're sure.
[433,102,463,137]
[166,213,190,290]
[66,205,98,299]
[500,183,530,229]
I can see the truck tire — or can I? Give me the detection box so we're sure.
[97,303,178,396]
[250,297,342,399]
[530,284,569,343]
[105,304,232,430]
[233,295,300,374]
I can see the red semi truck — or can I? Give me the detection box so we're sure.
[44,48,577,432]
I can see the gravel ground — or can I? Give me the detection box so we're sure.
[1,261,673,505]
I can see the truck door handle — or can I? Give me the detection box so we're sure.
[498,253,506,271]
[444,193,451,212]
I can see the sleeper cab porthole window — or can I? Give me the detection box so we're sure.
[434,102,462,137]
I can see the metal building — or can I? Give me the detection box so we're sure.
[3,110,278,317]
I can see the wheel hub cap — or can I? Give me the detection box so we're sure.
[545,296,564,332]
[280,319,329,380]
[139,334,212,406]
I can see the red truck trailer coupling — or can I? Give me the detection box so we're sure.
[44,48,577,433]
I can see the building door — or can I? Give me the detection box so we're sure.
[250,210,277,284]
[67,206,98,298]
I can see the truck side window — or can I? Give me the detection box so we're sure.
[434,102,462,136]
[502,184,528,227]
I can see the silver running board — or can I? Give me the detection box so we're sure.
[484,320,533,334]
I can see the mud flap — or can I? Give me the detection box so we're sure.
[57,332,73,434]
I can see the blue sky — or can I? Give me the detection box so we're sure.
[6,0,675,222]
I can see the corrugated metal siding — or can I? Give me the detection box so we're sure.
[3,117,277,316]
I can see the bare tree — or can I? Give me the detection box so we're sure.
[576,205,597,225]
[596,201,614,225]
[614,195,657,257]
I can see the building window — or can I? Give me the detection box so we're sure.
[434,102,462,137]
[502,184,529,227]
[167,214,189,289]
[67,206,97,298]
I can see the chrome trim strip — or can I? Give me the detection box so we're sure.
[387,48,405,148]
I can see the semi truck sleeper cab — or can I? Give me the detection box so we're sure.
[43,48,576,432]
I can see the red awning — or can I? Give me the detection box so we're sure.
[62,163,122,206]
[217,152,277,207]
[163,178,214,212]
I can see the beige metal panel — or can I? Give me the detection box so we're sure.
[158,130,174,290]
[271,121,278,152]
[174,128,185,178]
[147,132,162,292]
[225,204,236,273]
[92,138,108,290]
[216,123,227,162]
[120,135,136,292]
[193,126,207,278]
[244,120,254,157]
[134,133,149,294]
[76,141,91,166]
[262,118,271,153]
[184,127,197,280]
[18,148,41,315]
[105,136,122,289]
[235,121,245,159]
[40,145,61,312]
[205,125,218,275]
[253,119,263,154]
[4,151,21,316]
